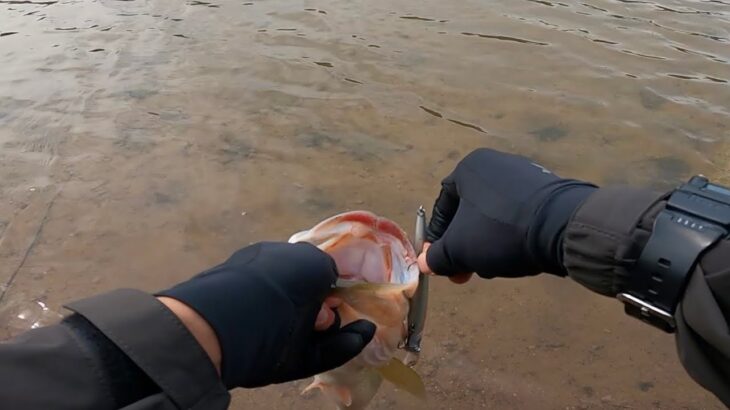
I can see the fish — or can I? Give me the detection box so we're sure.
[288,210,426,409]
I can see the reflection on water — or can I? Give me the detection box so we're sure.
[1,0,728,408]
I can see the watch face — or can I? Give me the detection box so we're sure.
[704,183,730,196]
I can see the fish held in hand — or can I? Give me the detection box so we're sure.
[289,210,426,409]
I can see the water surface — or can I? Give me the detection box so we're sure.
[1,0,728,408]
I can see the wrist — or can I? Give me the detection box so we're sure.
[562,186,667,296]
[530,181,598,276]
[157,297,222,375]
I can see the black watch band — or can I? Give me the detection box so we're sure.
[619,176,730,332]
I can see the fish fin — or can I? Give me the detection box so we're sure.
[302,380,353,407]
[375,358,427,400]
[301,379,322,396]
[329,386,353,407]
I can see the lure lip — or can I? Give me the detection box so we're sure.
[404,206,429,364]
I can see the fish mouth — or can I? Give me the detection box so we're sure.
[289,210,419,286]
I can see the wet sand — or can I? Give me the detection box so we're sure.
[1,0,729,408]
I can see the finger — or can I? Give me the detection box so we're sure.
[449,272,473,284]
[421,242,472,283]
[289,242,340,285]
[265,242,340,305]
[426,232,469,277]
[426,182,459,243]
[309,320,376,374]
[324,296,342,308]
[314,304,336,330]
[314,295,346,330]
[417,242,432,274]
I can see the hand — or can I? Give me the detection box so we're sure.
[157,242,376,389]
[418,148,597,280]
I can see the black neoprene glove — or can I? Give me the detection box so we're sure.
[426,148,598,278]
[158,242,376,389]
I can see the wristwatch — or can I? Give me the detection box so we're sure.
[618,176,730,332]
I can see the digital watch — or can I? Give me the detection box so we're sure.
[618,175,730,333]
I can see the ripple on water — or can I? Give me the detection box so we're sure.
[461,32,548,45]
[0,0,728,407]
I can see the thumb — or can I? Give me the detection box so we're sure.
[425,235,462,277]
[423,239,474,283]
[417,242,433,274]
[311,320,376,373]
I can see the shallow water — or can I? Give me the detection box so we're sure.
[1,0,728,408]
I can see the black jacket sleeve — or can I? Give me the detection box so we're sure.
[562,186,730,406]
[0,289,230,410]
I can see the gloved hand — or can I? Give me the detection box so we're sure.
[158,242,376,389]
[419,148,598,281]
